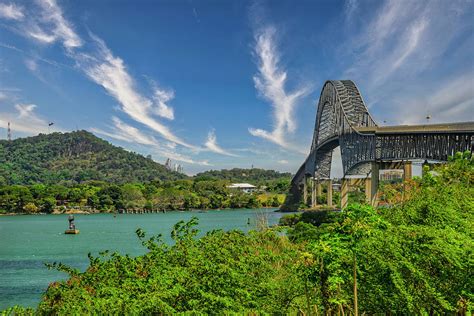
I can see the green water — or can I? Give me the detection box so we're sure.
[0,208,283,310]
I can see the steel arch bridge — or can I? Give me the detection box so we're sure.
[285,80,474,209]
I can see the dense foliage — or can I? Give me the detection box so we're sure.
[0,180,285,214]
[0,131,184,185]
[286,151,474,314]
[2,152,472,314]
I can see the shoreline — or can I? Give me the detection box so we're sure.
[0,207,283,216]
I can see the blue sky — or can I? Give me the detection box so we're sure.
[0,0,473,175]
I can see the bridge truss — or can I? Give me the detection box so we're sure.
[286,80,474,209]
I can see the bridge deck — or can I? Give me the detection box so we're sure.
[356,122,474,134]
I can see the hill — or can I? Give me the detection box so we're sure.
[194,168,292,184]
[0,131,185,185]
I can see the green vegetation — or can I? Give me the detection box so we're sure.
[0,131,184,185]
[3,152,472,314]
[195,167,291,190]
[0,132,291,213]
[0,180,285,214]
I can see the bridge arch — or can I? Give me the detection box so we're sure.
[305,80,377,180]
[285,80,474,210]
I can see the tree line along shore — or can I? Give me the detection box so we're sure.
[0,178,289,215]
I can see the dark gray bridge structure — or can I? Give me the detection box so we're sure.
[286,80,474,210]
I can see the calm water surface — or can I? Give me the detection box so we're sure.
[0,208,283,310]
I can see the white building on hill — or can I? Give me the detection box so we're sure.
[227,183,257,193]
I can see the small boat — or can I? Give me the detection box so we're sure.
[65,215,79,234]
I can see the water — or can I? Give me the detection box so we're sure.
[0,208,283,310]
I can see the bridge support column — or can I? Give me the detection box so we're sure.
[315,181,322,207]
[365,177,372,205]
[341,178,349,210]
[327,179,333,207]
[303,177,308,207]
[368,162,379,207]
[311,180,322,208]
[403,161,412,181]
[311,178,316,208]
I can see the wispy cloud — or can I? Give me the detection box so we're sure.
[76,34,196,149]
[29,0,82,49]
[92,117,210,166]
[0,104,62,135]
[92,117,158,146]
[0,3,24,20]
[249,26,310,151]
[341,0,474,124]
[204,129,238,157]
[8,0,198,150]
[396,73,474,125]
[343,0,429,87]
[344,0,358,24]
[151,83,175,120]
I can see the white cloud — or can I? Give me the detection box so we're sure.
[370,17,428,85]
[76,35,196,149]
[91,117,210,166]
[204,129,238,157]
[397,73,474,125]
[1,0,236,165]
[0,103,61,135]
[277,159,288,164]
[31,0,82,49]
[0,3,24,20]
[249,26,310,150]
[340,0,474,125]
[27,26,57,44]
[152,85,175,120]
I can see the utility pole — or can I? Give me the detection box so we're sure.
[7,122,11,141]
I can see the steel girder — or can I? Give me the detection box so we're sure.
[294,80,377,185]
[288,80,474,206]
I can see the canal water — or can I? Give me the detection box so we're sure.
[0,208,283,310]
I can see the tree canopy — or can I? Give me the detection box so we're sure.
[0,131,184,185]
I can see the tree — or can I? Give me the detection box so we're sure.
[23,202,39,214]
[40,197,57,213]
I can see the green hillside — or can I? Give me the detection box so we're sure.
[0,131,185,185]
[194,168,292,183]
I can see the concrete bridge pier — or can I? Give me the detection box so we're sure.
[403,161,412,180]
[367,162,379,207]
[340,162,380,210]
[341,178,349,210]
[309,178,332,209]
[303,176,309,207]
[311,180,322,208]
[327,179,333,207]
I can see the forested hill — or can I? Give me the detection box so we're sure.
[194,168,292,183]
[0,131,185,185]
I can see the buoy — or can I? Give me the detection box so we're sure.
[65,215,79,234]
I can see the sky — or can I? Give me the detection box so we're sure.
[0,0,473,175]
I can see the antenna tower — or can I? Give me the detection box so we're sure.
[7,122,11,141]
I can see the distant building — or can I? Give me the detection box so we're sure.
[380,170,404,182]
[165,158,172,170]
[227,183,257,193]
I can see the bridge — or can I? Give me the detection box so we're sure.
[284,80,474,210]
